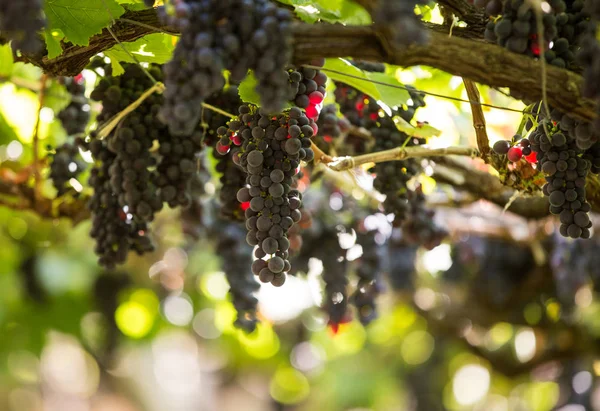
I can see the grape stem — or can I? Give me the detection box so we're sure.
[95,82,165,139]
[32,74,48,204]
[201,103,235,119]
[310,141,333,164]
[315,163,384,208]
[462,79,490,162]
[326,145,480,171]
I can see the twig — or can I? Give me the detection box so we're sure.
[327,145,479,171]
[462,79,490,162]
[33,74,49,203]
[315,163,383,207]
[310,141,333,164]
[118,18,179,36]
[95,82,165,139]
[201,103,235,119]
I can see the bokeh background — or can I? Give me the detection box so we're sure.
[1,32,600,410]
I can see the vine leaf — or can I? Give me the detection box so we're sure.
[44,29,65,59]
[238,72,260,105]
[394,117,441,139]
[238,71,293,109]
[0,44,14,76]
[277,0,371,25]
[324,58,410,107]
[44,0,125,47]
[104,33,176,75]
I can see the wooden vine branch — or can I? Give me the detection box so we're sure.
[327,145,479,171]
[433,156,551,218]
[15,10,595,123]
[462,79,491,162]
[0,179,90,222]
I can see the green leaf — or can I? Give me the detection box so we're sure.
[44,0,125,46]
[0,44,14,77]
[369,72,410,108]
[0,112,19,145]
[107,58,125,76]
[324,58,380,100]
[238,71,292,110]
[324,58,409,108]
[277,0,370,25]
[45,81,71,114]
[394,117,441,139]
[44,28,65,60]
[238,71,260,106]
[104,33,176,66]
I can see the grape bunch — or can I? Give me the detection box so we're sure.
[484,0,593,68]
[49,142,86,196]
[88,138,155,269]
[334,82,428,224]
[550,233,600,309]
[159,0,293,135]
[154,130,204,209]
[548,106,599,150]
[88,62,208,267]
[214,222,260,332]
[201,85,242,147]
[387,233,418,291]
[57,75,90,136]
[373,0,429,46]
[474,0,503,15]
[0,0,46,53]
[528,120,593,238]
[442,236,535,306]
[216,105,314,286]
[286,61,327,120]
[577,8,600,128]
[214,148,247,222]
[91,63,164,223]
[351,228,385,325]
[402,186,448,250]
[350,60,386,73]
[316,104,350,143]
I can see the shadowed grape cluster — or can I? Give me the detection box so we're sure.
[49,141,87,196]
[159,0,293,135]
[484,0,594,68]
[0,0,46,53]
[351,228,385,325]
[529,120,593,238]
[214,222,260,332]
[374,0,429,46]
[58,75,90,136]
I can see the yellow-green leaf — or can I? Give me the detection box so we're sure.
[44,0,125,46]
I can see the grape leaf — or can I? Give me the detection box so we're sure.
[238,71,292,110]
[0,44,14,77]
[238,71,260,106]
[104,34,176,66]
[324,58,409,108]
[394,117,441,139]
[44,0,125,46]
[368,72,410,108]
[277,0,370,25]
[44,28,65,60]
[0,112,18,145]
